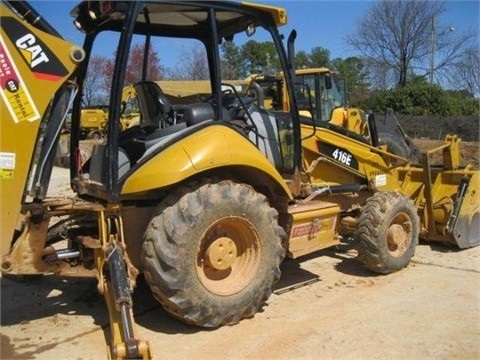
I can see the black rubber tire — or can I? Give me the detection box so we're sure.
[355,191,420,274]
[142,180,285,327]
[378,132,410,159]
[87,130,102,140]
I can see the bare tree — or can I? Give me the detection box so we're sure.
[83,55,108,106]
[346,0,475,88]
[449,46,480,97]
[170,44,209,80]
[364,58,395,90]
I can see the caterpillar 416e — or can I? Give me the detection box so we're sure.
[1,1,479,359]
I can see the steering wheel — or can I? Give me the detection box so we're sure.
[220,88,237,108]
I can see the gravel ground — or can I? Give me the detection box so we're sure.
[1,240,479,360]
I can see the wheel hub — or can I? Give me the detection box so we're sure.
[197,216,261,296]
[386,214,412,258]
[205,237,237,270]
[387,224,407,246]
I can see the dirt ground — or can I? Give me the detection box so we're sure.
[1,139,479,360]
[1,236,479,360]
[412,139,479,169]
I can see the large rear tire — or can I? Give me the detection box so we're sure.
[355,191,420,274]
[142,180,285,327]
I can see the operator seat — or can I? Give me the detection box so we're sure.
[90,82,187,182]
[134,80,186,144]
[134,81,175,130]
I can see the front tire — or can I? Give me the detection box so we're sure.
[355,191,420,274]
[142,180,285,327]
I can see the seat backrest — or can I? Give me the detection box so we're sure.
[134,81,173,129]
[247,104,283,169]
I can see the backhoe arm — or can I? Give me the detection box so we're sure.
[0,2,83,256]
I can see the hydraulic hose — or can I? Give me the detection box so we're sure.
[4,1,63,39]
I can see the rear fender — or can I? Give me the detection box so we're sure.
[121,124,293,198]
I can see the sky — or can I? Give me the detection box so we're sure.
[28,0,480,66]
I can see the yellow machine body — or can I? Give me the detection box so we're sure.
[299,124,480,249]
[79,108,107,138]
[287,200,341,258]
[121,124,292,197]
[1,1,479,359]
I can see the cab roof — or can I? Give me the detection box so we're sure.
[71,1,287,38]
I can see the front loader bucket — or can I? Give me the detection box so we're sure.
[452,172,480,248]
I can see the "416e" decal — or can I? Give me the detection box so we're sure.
[316,141,359,170]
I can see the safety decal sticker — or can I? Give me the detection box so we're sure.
[375,174,387,187]
[0,152,15,179]
[0,152,15,169]
[0,35,40,123]
[291,222,320,238]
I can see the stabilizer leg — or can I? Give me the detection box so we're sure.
[95,208,151,360]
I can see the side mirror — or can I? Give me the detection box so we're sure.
[246,24,256,37]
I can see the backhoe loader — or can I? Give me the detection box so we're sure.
[1,1,479,359]
[246,67,422,162]
[79,107,108,139]
[245,68,365,131]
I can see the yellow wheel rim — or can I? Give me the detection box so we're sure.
[386,212,412,258]
[196,216,261,296]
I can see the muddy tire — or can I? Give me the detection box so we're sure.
[355,191,419,274]
[142,180,285,327]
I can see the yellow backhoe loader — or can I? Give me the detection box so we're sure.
[245,68,423,163]
[1,1,478,359]
[246,68,366,132]
[79,106,108,138]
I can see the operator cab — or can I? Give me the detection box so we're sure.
[294,69,346,122]
[70,1,302,201]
